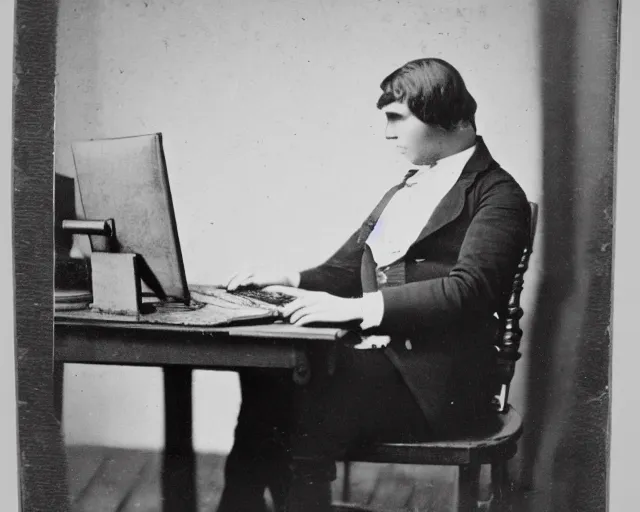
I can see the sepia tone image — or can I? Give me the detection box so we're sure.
[12,0,618,511]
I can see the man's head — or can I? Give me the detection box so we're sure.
[377,58,477,165]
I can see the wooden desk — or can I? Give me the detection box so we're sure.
[54,311,360,511]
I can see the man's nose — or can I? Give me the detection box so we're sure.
[385,124,396,139]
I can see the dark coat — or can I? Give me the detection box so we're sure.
[298,137,531,435]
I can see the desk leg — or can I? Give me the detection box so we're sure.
[287,348,336,511]
[162,367,196,512]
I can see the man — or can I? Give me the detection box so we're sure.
[217,58,530,512]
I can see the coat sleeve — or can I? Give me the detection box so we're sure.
[298,229,365,298]
[379,175,531,336]
[298,183,405,297]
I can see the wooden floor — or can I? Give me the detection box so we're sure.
[66,445,460,511]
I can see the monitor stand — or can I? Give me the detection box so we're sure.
[61,218,144,316]
[90,252,142,316]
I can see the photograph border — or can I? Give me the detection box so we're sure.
[7,0,639,510]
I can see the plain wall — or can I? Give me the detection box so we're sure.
[55,0,542,453]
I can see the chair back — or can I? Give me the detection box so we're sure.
[492,202,539,412]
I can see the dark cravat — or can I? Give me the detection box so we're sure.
[359,169,418,293]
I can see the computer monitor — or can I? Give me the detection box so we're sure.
[71,133,190,304]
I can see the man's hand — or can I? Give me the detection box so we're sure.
[281,290,364,326]
[226,269,300,291]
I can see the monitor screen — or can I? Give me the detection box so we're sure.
[71,133,189,303]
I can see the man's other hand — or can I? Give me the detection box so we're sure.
[281,290,365,326]
[226,269,300,291]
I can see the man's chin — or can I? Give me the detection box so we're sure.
[411,156,437,167]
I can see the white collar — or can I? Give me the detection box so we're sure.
[405,144,476,186]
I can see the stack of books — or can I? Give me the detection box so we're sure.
[54,289,92,312]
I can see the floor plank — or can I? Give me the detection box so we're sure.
[367,464,416,511]
[406,465,456,511]
[338,462,383,508]
[65,446,468,512]
[118,452,162,512]
[73,448,150,512]
[66,446,108,504]
[196,452,226,512]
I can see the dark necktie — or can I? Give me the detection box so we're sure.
[359,169,418,293]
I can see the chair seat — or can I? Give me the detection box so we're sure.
[344,407,523,466]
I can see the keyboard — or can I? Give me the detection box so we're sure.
[228,288,297,307]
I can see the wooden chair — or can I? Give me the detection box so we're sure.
[335,202,539,512]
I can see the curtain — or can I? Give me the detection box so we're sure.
[515,2,617,510]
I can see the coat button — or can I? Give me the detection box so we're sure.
[405,339,412,350]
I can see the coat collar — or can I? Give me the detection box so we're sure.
[412,136,498,245]
[460,136,496,175]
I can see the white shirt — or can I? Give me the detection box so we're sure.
[360,144,477,330]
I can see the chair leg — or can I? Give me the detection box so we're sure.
[490,461,511,512]
[491,462,505,502]
[457,463,481,512]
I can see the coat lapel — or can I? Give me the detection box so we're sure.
[412,137,497,245]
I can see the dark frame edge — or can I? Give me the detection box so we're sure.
[12,0,71,509]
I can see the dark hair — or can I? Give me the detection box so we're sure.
[377,58,477,131]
